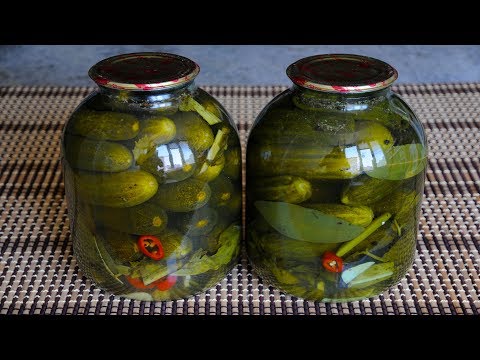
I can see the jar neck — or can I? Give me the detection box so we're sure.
[97,81,196,111]
[291,84,392,111]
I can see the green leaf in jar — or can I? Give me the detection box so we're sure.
[254,201,364,243]
[341,261,375,285]
[173,223,241,276]
[366,143,427,180]
[348,262,394,289]
[135,247,200,286]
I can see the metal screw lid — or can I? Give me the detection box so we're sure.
[88,52,200,91]
[287,54,398,93]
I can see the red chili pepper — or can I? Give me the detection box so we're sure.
[137,235,164,260]
[126,275,177,290]
[322,251,344,273]
[155,275,177,291]
[126,276,156,290]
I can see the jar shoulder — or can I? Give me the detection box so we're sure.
[250,88,427,148]
[64,86,239,142]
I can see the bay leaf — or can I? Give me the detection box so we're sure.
[367,143,427,180]
[254,201,364,243]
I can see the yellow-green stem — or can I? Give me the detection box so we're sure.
[198,128,227,174]
[336,213,391,257]
[360,250,387,263]
[392,219,402,236]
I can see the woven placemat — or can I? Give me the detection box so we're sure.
[0,84,479,315]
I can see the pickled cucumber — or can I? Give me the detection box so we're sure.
[153,178,211,212]
[201,99,223,119]
[94,202,168,235]
[70,109,140,140]
[251,109,393,149]
[65,135,133,172]
[137,116,176,145]
[303,203,374,227]
[100,229,142,263]
[250,108,343,145]
[173,111,214,153]
[217,187,241,220]
[175,207,218,236]
[382,224,416,279]
[75,170,158,208]
[223,147,241,180]
[251,175,312,204]
[155,228,193,258]
[341,175,403,206]
[136,140,197,184]
[209,175,234,207]
[372,190,421,226]
[307,180,343,203]
[194,155,225,182]
[351,121,394,150]
[248,142,360,180]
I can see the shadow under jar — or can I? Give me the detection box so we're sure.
[246,54,427,302]
[62,53,242,301]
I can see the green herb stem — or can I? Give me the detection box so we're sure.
[392,219,402,236]
[179,96,222,125]
[336,212,391,257]
[360,250,387,263]
[198,128,228,175]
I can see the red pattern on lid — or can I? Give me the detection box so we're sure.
[331,85,349,93]
[88,52,200,91]
[287,54,398,94]
[135,83,157,91]
[94,77,109,86]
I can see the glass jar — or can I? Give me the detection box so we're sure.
[246,54,427,302]
[62,53,242,301]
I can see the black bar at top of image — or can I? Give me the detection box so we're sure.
[2,29,480,45]
[0,29,480,45]
[2,6,480,45]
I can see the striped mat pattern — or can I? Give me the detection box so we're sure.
[0,84,479,315]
